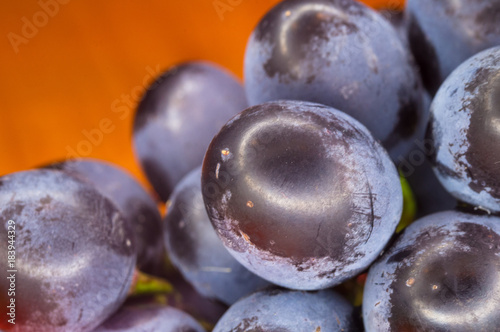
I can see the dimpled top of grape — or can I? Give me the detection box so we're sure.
[244,0,426,161]
[133,61,248,202]
[46,158,164,275]
[213,288,357,332]
[407,0,500,95]
[94,305,205,332]
[202,100,402,290]
[427,46,500,213]
[0,169,136,332]
[363,211,500,331]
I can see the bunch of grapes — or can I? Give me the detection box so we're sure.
[1,0,500,331]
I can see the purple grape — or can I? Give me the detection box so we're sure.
[213,288,358,332]
[427,46,500,213]
[45,158,165,275]
[407,0,500,95]
[93,305,205,332]
[133,61,248,202]
[363,210,500,331]
[379,9,409,47]
[244,0,426,160]
[202,100,402,290]
[0,169,136,331]
[163,271,228,326]
[164,167,270,305]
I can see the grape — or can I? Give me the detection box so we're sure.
[400,92,456,217]
[133,61,248,202]
[213,288,358,332]
[427,46,500,213]
[45,158,165,275]
[163,271,228,326]
[164,166,270,305]
[202,100,402,290]
[0,169,136,332]
[363,210,500,331]
[379,9,408,47]
[93,304,205,332]
[244,0,426,160]
[407,0,500,95]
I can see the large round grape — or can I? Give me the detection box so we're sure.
[202,100,402,290]
[94,305,205,332]
[244,0,425,160]
[363,211,500,331]
[427,46,500,213]
[164,166,270,305]
[213,288,357,332]
[0,169,136,332]
[133,61,248,202]
[45,158,165,275]
[407,0,500,95]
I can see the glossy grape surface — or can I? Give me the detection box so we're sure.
[407,0,500,95]
[202,100,402,290]
[45,158,164,274]
[94,305,205,332]
[363,210,500,331]
[244,0,426,160]
[0,170,136,332]
[427,46,500,213]
[213,288,357,332]
[133,61,248,202]
[164,166,269,305]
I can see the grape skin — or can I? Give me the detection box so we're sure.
[244,0,426,160]
[45,158,165,275]
[0,170,136,332]
[133,61,248,202]
[363,210,500,331]
[407,0,500,95]
[202,100,402,290]
[164,167,270,305]
[213,288,357,332]
[427,46,500,213]
[93,305,205,332]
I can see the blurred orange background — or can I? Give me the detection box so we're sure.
[0,0,404,189]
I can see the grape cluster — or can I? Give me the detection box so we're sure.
[2,0,500,330]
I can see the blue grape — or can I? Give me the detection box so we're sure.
[202,100,402,290]
[133,61,248,202]
[213,288,357,331]
[363,210,500,331]
[164,167,269,305]
[427,46,500,213]
[0,169,136,332]
[93,305,205,332]
[244,0,426,160]
[45,158,165,275]
[407,0,500,95]
[162,271,228,325]
[379,9,408,48]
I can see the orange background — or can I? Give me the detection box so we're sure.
[0,0,404,189]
